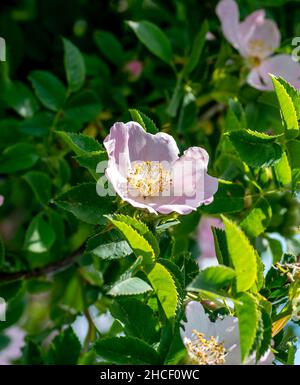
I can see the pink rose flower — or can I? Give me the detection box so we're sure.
[103,122,218,215]
[124,60,143,78]
[0,327,25,365]
[216,0,300,90]
[0,195,4,206]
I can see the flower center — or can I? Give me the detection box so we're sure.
[247,39,270,61]
[184,329,226,365]
[248,56,261,68]
[126,160,172,198]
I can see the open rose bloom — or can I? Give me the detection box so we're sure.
[216,0,300,90]
[182,301,274,365]
[103,122,218,214]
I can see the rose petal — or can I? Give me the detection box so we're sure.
[239,10,265,38]
[126,122,179,163]
[238,10,265,56]
[181,301,214,341]
[247,54,300,91]
[244,19,280,59]
[216,0,241,51]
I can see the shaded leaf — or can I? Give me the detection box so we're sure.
[29,70,66,111]
[94,336,160,364]
[127,20,172,65]
[63,38,86,92]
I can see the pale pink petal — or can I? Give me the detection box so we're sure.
[244,19,280,59]
[153,147,218,215]
[238,10,265,56]
[216,0,242,52]
[126,124,179,163]
[0,195,4,206]
[247,54,300,91]
[239,10,265,38]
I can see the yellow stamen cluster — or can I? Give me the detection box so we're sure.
[185,329,226,365]
[127,160,172,198]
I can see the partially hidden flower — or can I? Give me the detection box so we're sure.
[0,195,4,206]
[198,216,224,259]
[216,0,300,90]
[103,122,218,215]
[181,301,274,365]
[0,327,25,365]
[124,60,143,78]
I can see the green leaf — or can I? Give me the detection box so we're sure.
[0,119,26,149]
[166,78,184,117]
[271,75,299,139]
[182,20,208,76]
[55,131,102,156]
[29,70,66,111]
[64,90,101,124]
[23,171,52,206]
[128,109,158,134]
[235,293,259,363]
[63,38,86,92]
[75,151,107,179]
[274,77,300,119]
[2,81,38,118]
[21,339,43,365]
[0,143,39,173]
[287,140,300,169]
[56,183,115,225]
[137,111,158,134]
[225,98,247,132]
[19,112,53,137]
[108,277,152,296]
[86,230,132,260]
[274,151,292,186]
[47,327,81,365]
[94,30,125,67]
[227,129,283,167]
[212,227,229,266]
[107,215,156,271]
[110,298,157,343]
[256,308,272,361]
[286,140,300,191]
[24,214,56,253]
[222,216,257,292]
[128,109,146,130]
[127,20,172,65]
[94,336,160,364]
[148,263,178,319]
[187,265,236,295]
[111,215,159,258]
[201,180,244,214]
[240,197,272,238]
